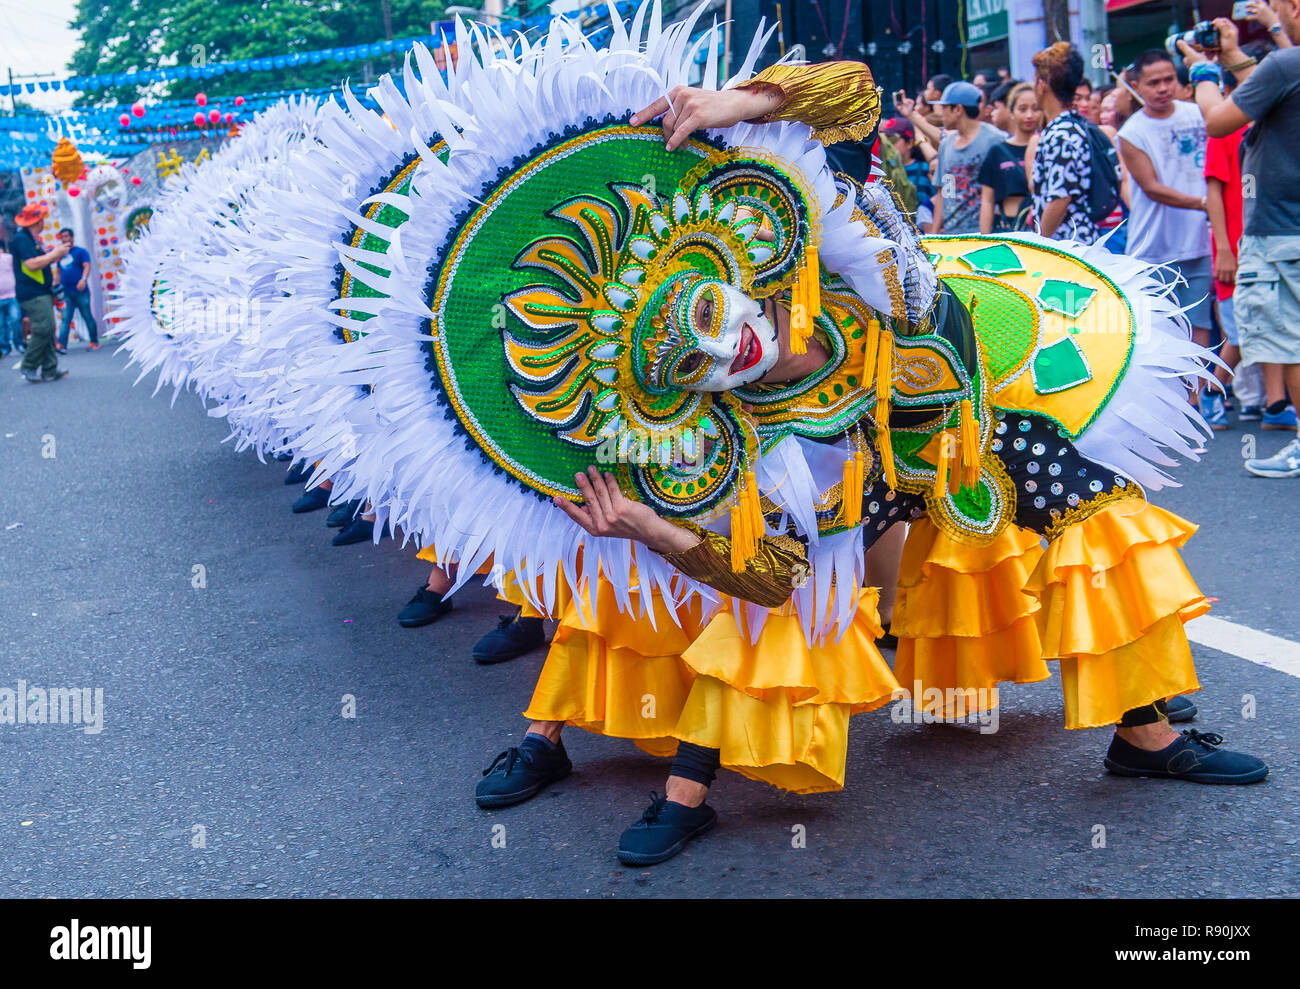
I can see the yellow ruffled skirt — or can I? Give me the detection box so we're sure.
[892,519,1048,718]
[1029,498,1206,728]
[524,576,901,794]
[892,498,1207,729]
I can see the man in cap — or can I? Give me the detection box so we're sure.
[12,204,71,383]
[930,80,1007,234]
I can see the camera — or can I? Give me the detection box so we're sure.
[1165,21,1221,56]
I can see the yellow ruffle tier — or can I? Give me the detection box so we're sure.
[1026,498,1207,728]
[524,573,901,794]
[891,518,1048,718]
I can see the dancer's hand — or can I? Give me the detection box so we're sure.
[631,85,778,151]
[553,467,699,553]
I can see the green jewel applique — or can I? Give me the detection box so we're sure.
[1032,335,1093,394]
[1038,278,1097,318]
[957,243,1024,276]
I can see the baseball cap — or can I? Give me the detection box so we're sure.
[14,203,48,227]
[936,81,983,108]
[880,117,915,140]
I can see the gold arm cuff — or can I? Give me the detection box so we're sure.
[735,61,882,146]
[661,522,800,609]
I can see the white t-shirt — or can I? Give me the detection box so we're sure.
[1118,101,1211,263]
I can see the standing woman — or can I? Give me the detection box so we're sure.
[979,82,1041,232]
[1095,84,1132,252]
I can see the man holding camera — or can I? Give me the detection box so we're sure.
[1185,4,1300,476]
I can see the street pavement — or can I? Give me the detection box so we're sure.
[1,343,1297,898]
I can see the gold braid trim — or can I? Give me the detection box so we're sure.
[734,62,882,146]
[664,520,803,608]
[1043,487,1147,543]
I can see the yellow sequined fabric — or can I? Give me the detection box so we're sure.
[736,62,882,146]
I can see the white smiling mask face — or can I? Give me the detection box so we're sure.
[663,281,779,393]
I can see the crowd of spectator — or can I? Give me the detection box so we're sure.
[874,0,1300,479]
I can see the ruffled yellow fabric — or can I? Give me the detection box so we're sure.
[892,519,1049,716]
[1028,499,1208,659]
[524,579,898,793]
[1026,499,1208,728]
[1058,614,1201,728]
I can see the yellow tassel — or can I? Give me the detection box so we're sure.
[959,399,980,489]
[805,240,820,319]
[932,431,952,502]
[878,430,897,491]
[789,267,808,355]
[744,469,764,539]
[860,318,880,388]
[841,458,860,527]
[730,505,748,573]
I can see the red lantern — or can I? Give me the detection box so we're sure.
[224,112,233,124]
[194,112,206,127]
[131,101,145,117]
[234,95,245,106]
[68,186,80,197]
[195,92,207,107]
[208,108,220,123]
[131,176,142,185]
[119,113,131,127]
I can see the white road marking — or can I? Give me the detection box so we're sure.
[1186,615,1300,679]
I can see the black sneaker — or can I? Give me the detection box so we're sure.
[326,499,362,528]
[475,737,572,809]
[285,460,312,486]
[473,615,546,664]
[1165,694,1197,723]
[332,516,387,546]
[23,372,42,384]
[618,792,717,866]
[55,345,68,355]
[291,486,330,513]
[398,585,453,628]
[1104,729,1268,784]
[42,369,69,382]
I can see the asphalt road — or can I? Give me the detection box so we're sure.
[2,343,1297,898]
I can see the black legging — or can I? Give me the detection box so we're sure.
[670,741,721,788]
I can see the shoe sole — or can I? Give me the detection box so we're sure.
[397,608,452,628]
[473,641,546,664]
[475,765,572,809]
[1166,704,1197,724]
[1244,465,1300,479]
[1262,423,1298,430]
[1103,758,1268,784]
[618,815,717,866]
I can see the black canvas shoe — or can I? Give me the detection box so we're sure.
[1104,729,1268,784]
[285,460,312,485]
[291,486,330,513]
[397,586,453,628]
[475,737,572,809]
[42,369,69,382]
[332,516,388,546]
[1165,694,1197,723]
[326,499,362,528]
[473,615,546,664]
[617,792,717,866]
